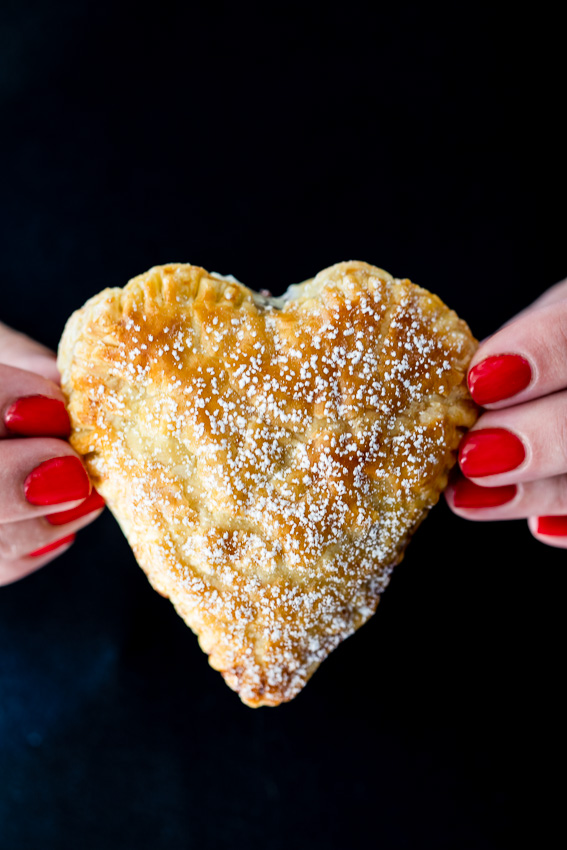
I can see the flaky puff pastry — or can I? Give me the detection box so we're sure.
[57,261,477,706]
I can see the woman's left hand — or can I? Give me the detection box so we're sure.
[446,278,567,548]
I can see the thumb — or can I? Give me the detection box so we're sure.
[0,321,61,384]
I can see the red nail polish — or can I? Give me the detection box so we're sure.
[452,477,517,508]
[46,489,105,525]
[4,395,70,438]
[468,354,531,405]
[27,534,76,558]
[24,457,91,506]
[535,515,567,536]
[459,428,526,477]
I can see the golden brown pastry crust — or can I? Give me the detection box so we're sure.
[57,261,477,706]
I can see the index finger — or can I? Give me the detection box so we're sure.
[0,321,60,383]
[0,363,69,439]
[467,295,567,409]
[512,278,567,320]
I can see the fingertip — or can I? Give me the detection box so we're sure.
[450,473,517,510]
[24,456,91,506]
[0,532,76,585]
[528,515,567,547]
[467,354,532,407]
[4,395,71,438]
[26,533,76,559]
[45,489,105,525]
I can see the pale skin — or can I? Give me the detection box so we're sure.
[1,279,566,586]
[445,278,567,548]
[0,321,104,586]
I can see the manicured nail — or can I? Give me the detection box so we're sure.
[452,477,517,508]
[46,489,105,525]
[27,534,76,558]
[459,428,526,477]
[535,515,567,536]
[4,395,70,438]
[24,457,91,506]
[468,354,531,406]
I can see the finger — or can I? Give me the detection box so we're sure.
[528,515,567,549]
[0,321,60,383]
[0,363,70,438]
[445,474,567,550]
[0,534,76,587]
[520,278,567,315]
[466,298,567,408]
[0,437,91,523]
[492,279,567,330]
[446,471,567,521]
[457,390,567,487]
[0,497,104,561]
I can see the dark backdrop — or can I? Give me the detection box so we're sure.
[0,3,560,849]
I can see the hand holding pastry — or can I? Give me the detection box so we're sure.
[0,321,105,586]
[446,278,567,547]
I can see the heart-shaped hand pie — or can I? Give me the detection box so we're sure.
[58,261,477,706]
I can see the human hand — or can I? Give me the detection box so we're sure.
[0,321,104,585]
[446,279,567,548]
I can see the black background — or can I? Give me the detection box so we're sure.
[0,2,561,849]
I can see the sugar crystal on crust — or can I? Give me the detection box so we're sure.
[57,261,477,706]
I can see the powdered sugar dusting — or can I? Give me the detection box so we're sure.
[59,261,477,706]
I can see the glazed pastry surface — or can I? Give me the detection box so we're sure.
[58,261,477,706]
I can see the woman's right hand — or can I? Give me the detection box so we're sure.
[0,321,105,586]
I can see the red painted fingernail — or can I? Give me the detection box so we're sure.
[24,457,91,506]
[452,477,517,508]
[4,395,70,438]
[468,354,531,405]
[46,489,105,525]
[27,534,76,558]
[535,515,567,536]
[459,428,526,477]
